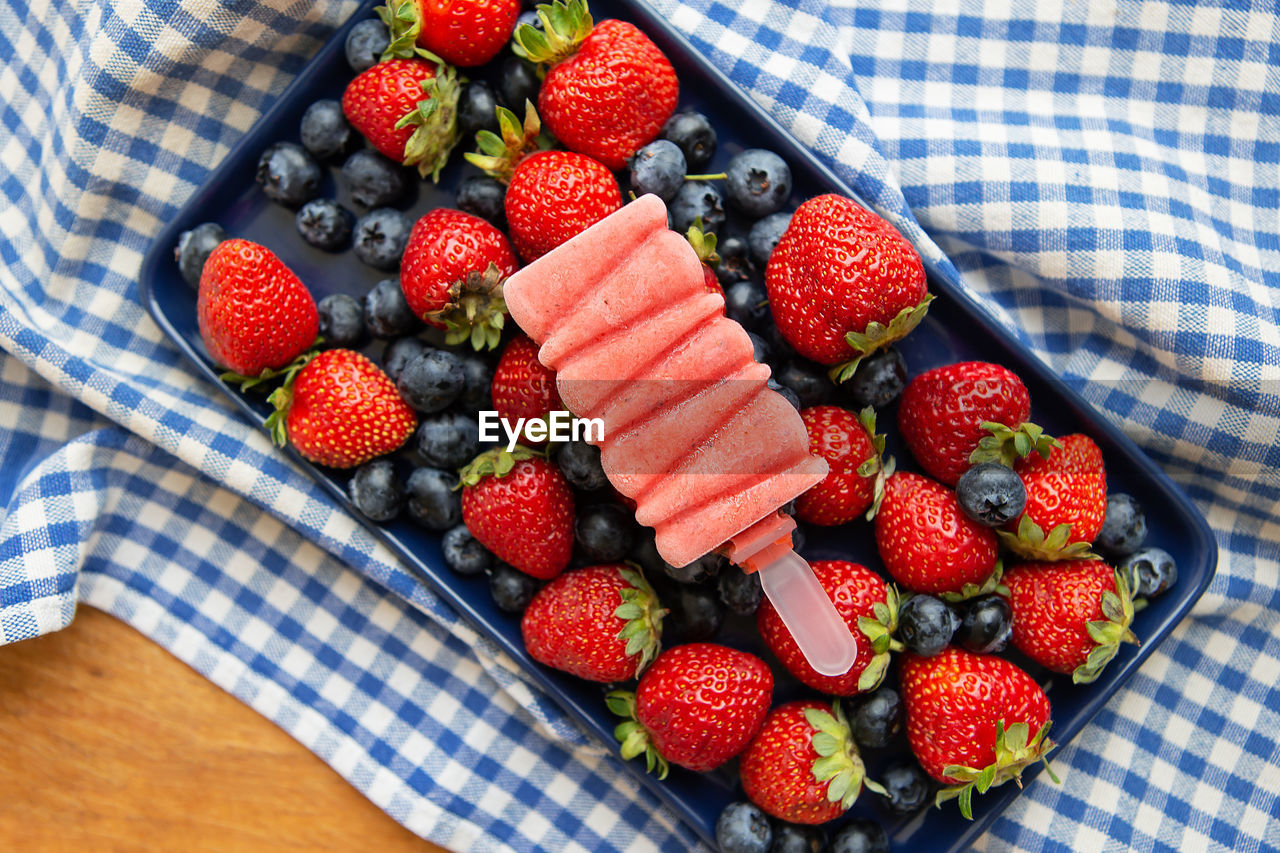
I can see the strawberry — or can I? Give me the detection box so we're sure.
[795,406,892,526]
[459,447,574,579]
[378,0,520,68]
[685,220,725,302]
[521,563,665,682]
[765,194,930,379]
[513,0,678,171]
[607,643,772,776]
[756,560,901,695]
[196,238,318,377]
[491,334,562,446]
[897,361,1056,487]
[263,349,417,469]
[342,57,459,179]
[874,471,1000,597]
[1001,433,1107,561]
[899,648,1057,819]
[738,699,882,825]
[1003,559,1138,683]
[400,208,519,349]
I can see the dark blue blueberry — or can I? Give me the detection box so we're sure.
[295,198,353,250]
[769,821,824,853]
[628,530,665,577]
[574,502,635,562]
[442,524,494,576]
[715,235,756,286]
[724,279,770,330]
[954,593,1013,654]
[345,18,390,73]
[405,467,462,530]
[956,462,1027,527]
[669,180,726,234]
[768,378,801,412]
[725,149,792,218]
[827,819,888,853]
[398,349,465,413]
[316,292,367,349]
[897,594,958,657]
[1120,546,1177,597]
[628,139,687,202]
[499,56,541,110]
[456,175,506,226]
[764,322,795,366]
[364,279,421,339]
[661,552,724,585]
[353,208,412,270]
[382,335,429,381]
[415,410,480,469]
[256,141,321,208]
[557,440,608,491]
[660,111,717,171]
[300,99,355,161]
[851,687,903,749]
[775,358,833,408]
[347,459,404,522]
[747,211,792,265]
[174,221,227,288]
[839,346,907,410]
[458,80,501,141]
[747,331,771,365]
[665,583,724,643]
[456,351,494,412]
[715,801,772,853]
[879,760,933,816]
[488,561,540,612]
[342,149,405,209]
[718,566,763,615]
[1096,492,1148,559]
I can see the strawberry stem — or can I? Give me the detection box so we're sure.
[831,294,935,383]
[458,446,540,486]
[606,690,670,780]
[376,0,447,64]
[804,701,881,810]
[464,101,546,184]
[512,0,594,68]
[398,63,462,181]
[614,565,666,677]
[424,263,509,351]
[936,719,1056,820]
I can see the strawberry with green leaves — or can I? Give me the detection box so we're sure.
[607,643,771,776]
[795,405,892,526]
[342,56,459,180]
[491,334,562,446]
[685,220,725,301]
[1001,433,1107,560]
[377,0,519,68]
[521,563,664,682]
[460,447,574,579]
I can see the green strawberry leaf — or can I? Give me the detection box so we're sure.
[831,294,935,383]
[936,719,1057,820]
[612,565,666,676]
[606,688,669,780]
[398,63,461,181]
[969,421,1060,468]
[425,264,509,352]
[513,0,594,67]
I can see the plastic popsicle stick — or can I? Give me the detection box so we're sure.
[756,549,859,677]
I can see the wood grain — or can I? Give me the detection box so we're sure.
[0,605,448,853]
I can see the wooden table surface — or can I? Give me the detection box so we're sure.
[0,605,449,852]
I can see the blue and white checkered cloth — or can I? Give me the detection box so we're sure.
[2,0,1277,850]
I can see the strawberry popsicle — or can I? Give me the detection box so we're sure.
[502,193,858,676]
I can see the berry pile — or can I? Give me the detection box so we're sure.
[173,2,1180,848]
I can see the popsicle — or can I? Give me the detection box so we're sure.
[502,194,859,676]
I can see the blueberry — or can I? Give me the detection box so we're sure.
[456,351,494,412]
[575,503,636,562]
[405,467,462,530]
[295,198,353,251]
[398,349,465,413]
[954,594,1013,655]
[458,80,501,141]
[489,561,540,612]
[715,801,772,853]
[775,359,833,408]
[456,175,506,226]
[557,440,608,491]
[1096,493,1148,559]
[364,279,421,339]
[660,111,717,171]
[839,346,907,410]
[715,235,756,287]
[768,821,824,853]
[665,583,724,643]
[725,149,791,218]
[669,181,726,235]
[345,18,390,73]
[956,462,1027,527]
[382,335,429,382]
[441,524,494,576]
[827,819,888,853]
[342,149,405,209]
[628,530,666,577]
[348,459,404,522]
[768,378,801,412]
[747,331,772,365]
[628,140,687,202]
[256,141,321,208]
[1120,546,1177,598]
[415,410,480,469]
[300,99,354,161]
[174,221,227,288]
[718,566,763,615]
[316,292,367,349]
[897,594,958,656]
[851,687,903,749]
[764,323,795,365]
[499,56,541,110]
[879,761,933,816]
[353,208,412,270]
[662,552,724,585]
[747,211,792,266]
[724,279,770,330]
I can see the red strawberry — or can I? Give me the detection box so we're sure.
[513,0,678,171]
[196,239,318,377]
[1002,433,1107,560]
[264,349,417,469]
[342,57,459,179]
[1003,559,1137,683]
[608,643,772,776]
[756,560,900,696]
[491,334,563,446]
[898,361,1055,487]
[400,208,519,349]
[874,471,1000,597]
[739,699,882,824]
[460,447,574,579]
[378,0,520,67]
[795,406,891,526]
[900,648,1057,819]
[521,563,664,682]
[765,194,930,379]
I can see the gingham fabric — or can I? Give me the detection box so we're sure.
[0,0,1276,850]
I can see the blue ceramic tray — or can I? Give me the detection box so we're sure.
[139,2,1218,849]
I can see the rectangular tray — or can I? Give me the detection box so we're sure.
[139,2,1218,849]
